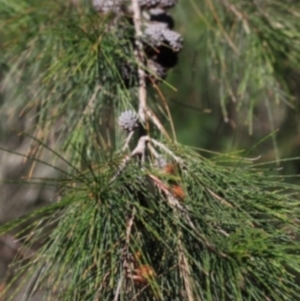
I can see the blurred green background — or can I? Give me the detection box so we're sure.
[163,0,300,178]
[1,0,300,299]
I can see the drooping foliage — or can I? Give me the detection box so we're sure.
[0,0,300,301]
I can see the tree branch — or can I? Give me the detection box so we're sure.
[131,0,148,125]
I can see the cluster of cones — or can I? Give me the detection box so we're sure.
[92,0,183,87]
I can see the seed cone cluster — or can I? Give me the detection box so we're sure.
[92,0,182,87]
[118,110,140,132]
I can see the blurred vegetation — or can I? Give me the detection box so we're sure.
[165,0,300,173]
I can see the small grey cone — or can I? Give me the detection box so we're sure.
[118,110,140,132]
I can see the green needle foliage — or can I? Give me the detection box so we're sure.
[0,0,136,166]
[181,0,300,124]
[1,149,300,301]
[1,0,300,301]
[172,0,300,155]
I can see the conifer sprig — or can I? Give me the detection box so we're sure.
[1,1,300,301]
[1,145,300,300]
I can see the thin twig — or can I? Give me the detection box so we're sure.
[113,274,124,301]
[147,143,160,159]
[93,273,110,301]
[109,155,132,184]
[114,207,136,301]
[112,134,182,184]
[205,0,239,53]
[110,136,150,183]
[122,130,135,152]
[131,0,148,125]
[217,228,230,237]
[126,208,136,244]
[150,138,183,163]
[205,187,233,208]
[221,0,251,34]
[146,108,170,140]
[178,240,197,301]
[83,84,102,116]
